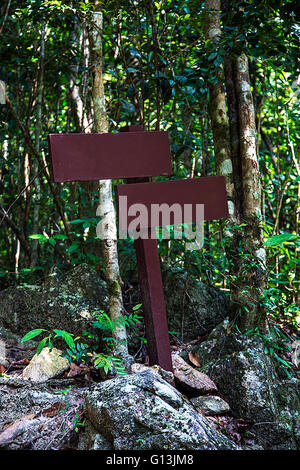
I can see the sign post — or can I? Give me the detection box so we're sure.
[48,128,228,374]
[119,124,173,372]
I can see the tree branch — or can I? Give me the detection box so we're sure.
[0,207,31,258]
[5,92,72,241]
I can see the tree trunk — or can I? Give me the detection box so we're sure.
[219,0,268,333]
[69,19,90,133]
[204,0,237,226]
[88,5,129,362]
[31,21,46,267]
[231,53,268,332]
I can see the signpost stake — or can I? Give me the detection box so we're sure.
[121,125,173,373]
[49,126,229,378]
[134,235,173,372]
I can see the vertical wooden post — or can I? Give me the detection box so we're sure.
[121,125,173,373]
[134,236,173,371]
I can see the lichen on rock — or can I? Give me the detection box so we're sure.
[83,368,239,450]
[0,264,109,338]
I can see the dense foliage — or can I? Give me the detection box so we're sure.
[0,0,299,337]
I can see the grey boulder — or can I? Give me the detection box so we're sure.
[191,321,300,450]
[84,368,238,450]
[0,264,108,338]
[191,395,230,416]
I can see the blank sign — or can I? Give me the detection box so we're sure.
[116,176,229,231]
[48,131,172,182]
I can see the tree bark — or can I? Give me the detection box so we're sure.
[219,0,268,332]
[231,53,268,332]
[88,5,129,362]
[31,21,46,267]
[204,0,237,225]
[69,19,90,133]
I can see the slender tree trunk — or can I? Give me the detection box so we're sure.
[30,21,46,267]
[181,102,193,171]
[88,5,130,362]
[69,19,90,133]
[224,56,243,217]
[219,0,268,332]
[204,0,237,226]
[200,104,210,176]
[231,53,268,332]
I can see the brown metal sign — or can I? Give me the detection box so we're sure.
[48,128,229,377]
[116,176,228,231]
[116,172,228,374]
[48,131,172,182]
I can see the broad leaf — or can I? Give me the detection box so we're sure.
[21,329,47,342]
[37,336,50,355]
[53,329,75,349]
[264,233,299,247]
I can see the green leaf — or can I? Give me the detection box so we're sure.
[69,219,86,224]
[21,329,47,342]
[274,353,293,368]
[29,234,47,241]
[68,242,80,254]
[48,337,54,351]
[53,234,68,240]
[37,336,49,354]
[53,330,75,349]
[264,233,299,247]
[138,337,147,344]
[132,303,142,311]
[208,52,218,61]
[127,67,139,73]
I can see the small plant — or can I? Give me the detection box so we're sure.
[21,304,144,377]
[63,341,91,365]
[55,386,72,397]
[63,411,85,433]
[21,328,76,354]
[136,438,145,448]
[93,354,127,375]
[92,304,143,332]
[237,325,295,377]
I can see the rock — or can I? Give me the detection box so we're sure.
[0,328,36,365]
[125,266,230,343]
[0,263,229,349]
[192,323,278,422]
[0,264,108,338]
[0,376,84,449]
[131,362,174,384]
[0,413,42,449]
[93,433,113,450]
[78,421,113,450]
[0,357,9,368]
[22,347,69,383]
[190,395,230,416]
[274,378,300,449]
[191,321,300,450]
[172,354,218,396]
[0,336,8,368]
[84,368,239,450]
